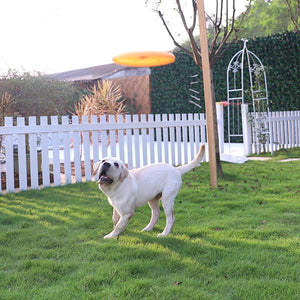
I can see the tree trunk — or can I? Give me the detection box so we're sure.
[210,69,224,178]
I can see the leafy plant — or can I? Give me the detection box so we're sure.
[74,80,126,121]
[74,80,127,146]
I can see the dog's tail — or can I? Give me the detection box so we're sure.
[177,144,205,176]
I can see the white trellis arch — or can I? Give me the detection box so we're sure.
[227,39,273,154]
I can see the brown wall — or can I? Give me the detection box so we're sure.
[111,75,151,114]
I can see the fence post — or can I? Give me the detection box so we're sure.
[216,102,224,154]
[241,104,252,155]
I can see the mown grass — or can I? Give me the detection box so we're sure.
[0,149,299,299]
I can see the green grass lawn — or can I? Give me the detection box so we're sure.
[1,149,299,299]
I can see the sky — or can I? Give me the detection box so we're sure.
[0,0,248,75]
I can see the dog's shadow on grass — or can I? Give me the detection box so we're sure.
[119,227,294,273]
[122,229,230,263]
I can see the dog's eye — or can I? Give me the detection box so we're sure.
[114,162,119,168]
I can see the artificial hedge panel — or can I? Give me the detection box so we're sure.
[150,31,299,113]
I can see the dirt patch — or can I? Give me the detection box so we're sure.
[278,158,300,162]
[248,157,272,161]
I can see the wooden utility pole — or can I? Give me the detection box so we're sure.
[196,0,218,187]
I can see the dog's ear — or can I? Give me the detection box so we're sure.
[120,165,129,181]
[92,161,101,176]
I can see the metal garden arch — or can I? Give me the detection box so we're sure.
[226,39,273,154]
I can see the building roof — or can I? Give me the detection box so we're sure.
[49,63,150,82]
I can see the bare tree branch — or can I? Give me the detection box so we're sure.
[217,0,224,28]
[157,10,193,58]
[209,0,225,57]
[205,12,215,25]
[158,0,252,68]
[190,0,198,32]
[209,26,221,57]
[215,0,219,29]
[213,0,236,61]
[175,0,202,66]
[210,34,238,66]
[225,0,229,31]
[176,0,189,31]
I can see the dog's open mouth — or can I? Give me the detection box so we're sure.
[98,170,113,184]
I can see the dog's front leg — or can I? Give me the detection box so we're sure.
[104,212,134,239]
[112,209,120,229]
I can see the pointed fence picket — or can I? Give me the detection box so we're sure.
[141,115,148,166]
[17,117,27,191]
[72,116,82,183]
[51,116,62,186]
[28,117,39,189]
[148,114,155,164]
[4,117,14,193]
[133,114,140,168]
[155,114,162,163]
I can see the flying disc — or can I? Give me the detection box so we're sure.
[113,51,175,67]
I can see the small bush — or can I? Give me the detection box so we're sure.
[74,80,127,120]
[0,70,82,118]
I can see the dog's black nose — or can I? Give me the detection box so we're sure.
[103,162,111,169]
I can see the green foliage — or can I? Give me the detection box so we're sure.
[150,31,300,114]
[0,70,83,118]
[0,156,300,299]
[237,0,299,38]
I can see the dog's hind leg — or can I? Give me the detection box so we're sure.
[142,196,161,232]
[158,189,180,237]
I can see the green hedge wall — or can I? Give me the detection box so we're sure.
[150,31,300,114]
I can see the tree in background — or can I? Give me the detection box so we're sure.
[153,0,251,177]
[237,0,299,38]
[175,1,299,50]
[0,70,82,118]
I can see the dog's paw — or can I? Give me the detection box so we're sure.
[104,232,118,239]
[141,226,153,232]
[157,233,167,238]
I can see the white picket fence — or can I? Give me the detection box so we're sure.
[0,113,208,193]
[269,110,300,150]
[241,105,300,155]
[1,104,300,194]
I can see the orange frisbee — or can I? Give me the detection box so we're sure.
[113,51,175,67]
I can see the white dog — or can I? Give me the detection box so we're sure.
[93,144,205,239]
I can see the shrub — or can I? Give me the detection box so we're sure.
[74,80,127,120]
[0,70,82,118]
